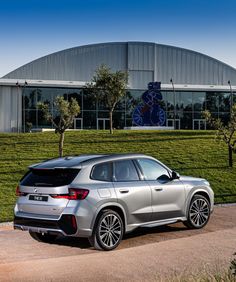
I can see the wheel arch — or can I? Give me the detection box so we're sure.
[192,191,211,204]
[91,203,127,233]
[186,188,211,215]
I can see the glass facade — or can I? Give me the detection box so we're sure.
[22,87,233,131]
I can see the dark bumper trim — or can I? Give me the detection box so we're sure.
[14,215,77,235]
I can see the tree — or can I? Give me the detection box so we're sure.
[203,105,236,167]
[38,96,80,157]
[86,65,128,134]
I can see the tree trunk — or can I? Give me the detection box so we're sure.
[228,145,233,168]
[59,132,65,157]
[109,110,113,134]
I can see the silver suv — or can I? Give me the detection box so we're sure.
[14,154,214,250]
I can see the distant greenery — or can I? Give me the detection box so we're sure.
[203,104,236,168]
[0,130,236,222]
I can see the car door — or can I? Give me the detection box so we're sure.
[136,158,186,221]
[112,159,152,225]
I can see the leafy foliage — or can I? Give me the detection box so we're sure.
[86,65,128,133]
[203,104,236,167]
[38,96,80,156]
[230,253,236,277]
[38,96,80,134]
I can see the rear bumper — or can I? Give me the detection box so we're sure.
[14,215,77,236]
[14,195,96,237]
[14,224,65,236]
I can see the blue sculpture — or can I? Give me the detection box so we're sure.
[132,82,166,126]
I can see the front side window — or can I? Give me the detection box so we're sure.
[113,160,139,182]
[91,162,112,182]
[137,158,170,181]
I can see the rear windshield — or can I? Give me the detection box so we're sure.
[20,168,80,187]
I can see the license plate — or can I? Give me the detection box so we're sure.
[29,195,48,202]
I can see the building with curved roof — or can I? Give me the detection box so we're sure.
[0,41,236,132]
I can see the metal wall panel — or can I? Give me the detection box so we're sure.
[4,43,127,82]
[128,70,154,89]
[3,42,236,85]
[155,44,236,85]
[128,42,155,71]
[0,86,22,132]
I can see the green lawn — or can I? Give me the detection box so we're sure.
[0,130,236,222]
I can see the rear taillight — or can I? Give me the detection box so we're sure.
[16,185,27,197]
[51,188,89,200]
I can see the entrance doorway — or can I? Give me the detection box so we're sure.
[97,118,110,130]
[74,118,83,130]
[192,119,206,130]
[167,119,180,129]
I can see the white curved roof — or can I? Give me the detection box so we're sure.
[3,42,236,88]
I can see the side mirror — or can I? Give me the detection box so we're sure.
[171,171,180,180]
[157,174,171,183]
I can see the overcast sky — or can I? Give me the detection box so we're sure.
[0,0,236,78]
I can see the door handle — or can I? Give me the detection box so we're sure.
[154,187,163,192]
[119,189,129,194]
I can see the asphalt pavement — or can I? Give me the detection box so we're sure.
[0,206,235,281]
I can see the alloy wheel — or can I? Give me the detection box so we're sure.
[98,214,122,248]
[189,198,210,227]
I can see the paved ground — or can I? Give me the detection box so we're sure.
[0,206,235,281]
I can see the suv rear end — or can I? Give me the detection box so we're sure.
[14,156,99,238]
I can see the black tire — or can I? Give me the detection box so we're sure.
[184,195,211,229]
[29,231,59,243]
[89,209,124,251]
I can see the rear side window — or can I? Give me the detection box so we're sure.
[113,160,139,182]
[91,162,112,182]
[20,168,80,187]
